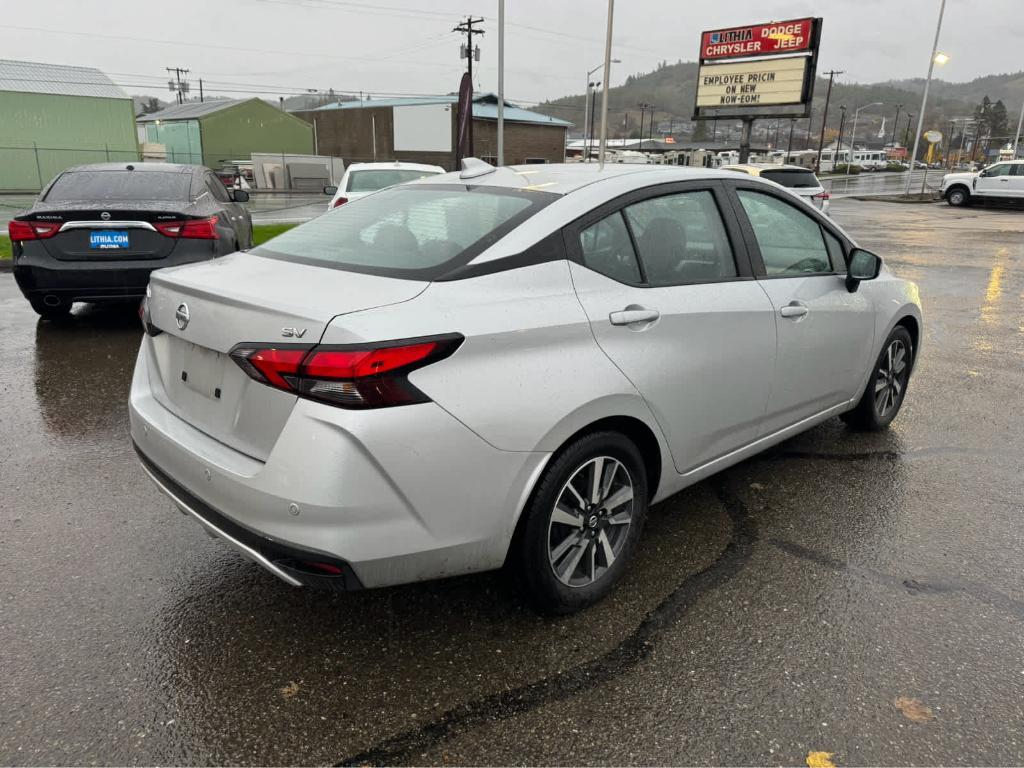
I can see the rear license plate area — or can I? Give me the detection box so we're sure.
[89,230,130,249]
[181,343,225,400]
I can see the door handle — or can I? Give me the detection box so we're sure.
[609,307,660,326]
[779,303,809,319]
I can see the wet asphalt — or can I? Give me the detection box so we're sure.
[1,198,1023,766]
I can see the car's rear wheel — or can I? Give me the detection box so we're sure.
[29,297,72,320]
[842,326,914,431]
[514,431,648,614]
[947,186,970,206]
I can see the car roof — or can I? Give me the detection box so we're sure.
[61,162,200,174]
[346,161,445,173]
[414,162,752,196]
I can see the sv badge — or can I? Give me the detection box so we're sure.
[281,327,307,338]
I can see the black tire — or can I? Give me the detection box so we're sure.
[29,298,72,320]
[946,186,970,207]
[842,325,914,431]
[513,431,648,614]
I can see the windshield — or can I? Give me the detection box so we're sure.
[44,171,192,202]
[346,169,442,193]
[252,185,555,279]
[760,169,822,189]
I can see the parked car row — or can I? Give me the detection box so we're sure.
[9,159,922,613]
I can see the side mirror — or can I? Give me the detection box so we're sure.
[231,189,249,203]
[323,185,338,196]
[846,248,882,292]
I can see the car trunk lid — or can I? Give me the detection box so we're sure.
[145,252,428,460]
[21,202,201,261]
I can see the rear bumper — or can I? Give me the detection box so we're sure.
[12,240,218,303]
[128,341,550,589]
[135,444,363,590]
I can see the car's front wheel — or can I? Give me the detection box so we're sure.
[513,431,648,614]
[842,326,914,431]
[946,186,970,206]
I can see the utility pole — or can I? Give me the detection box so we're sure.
[786,118,796,158]
[815,69,844,172]
[835,106,847,166]
[166,67,190,105]
[888,103,902,150]
[904,113,914,152]
[453,16,484,158]
[638,102,651,151]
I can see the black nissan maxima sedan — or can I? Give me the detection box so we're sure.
[9,163,253,319]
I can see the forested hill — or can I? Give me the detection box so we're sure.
[537,60,1024,142]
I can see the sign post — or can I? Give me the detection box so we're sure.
[693,17,822,164]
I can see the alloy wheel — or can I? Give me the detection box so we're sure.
[547,456,634,588]
[874,338,909,418]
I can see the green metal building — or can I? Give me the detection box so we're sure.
[0,59,139,192]
[137,98,314,170]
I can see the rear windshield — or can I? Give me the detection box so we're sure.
[346,169,441,193]
[45,171,192,202]
[760,169,821,189]
[252,185,554,280]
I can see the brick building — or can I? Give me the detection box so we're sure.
[293,93,571,169]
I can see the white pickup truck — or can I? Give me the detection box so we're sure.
[941,160,1024,206]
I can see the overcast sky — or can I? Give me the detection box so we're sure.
[2,0,1021,106]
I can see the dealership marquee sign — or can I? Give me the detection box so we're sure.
[696,56,808,108]
[693,16,822,121]
[700,18,814,61]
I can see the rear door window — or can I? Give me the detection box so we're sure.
[205,173,231,202]
[623,190,737,285]
[44,171,192,201]
[578,213,642,284]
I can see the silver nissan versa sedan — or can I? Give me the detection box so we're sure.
[130,160,922,614]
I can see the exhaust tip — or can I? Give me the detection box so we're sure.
[43,295,62,307]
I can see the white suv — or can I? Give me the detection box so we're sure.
[941,160,1024,206]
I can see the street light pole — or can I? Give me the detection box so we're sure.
[847,102,883,181]
[1013,99,1024,158]
[597,0,614,169]
[585,58,620,163]
[906,0,947,194]
[497,0,504,165]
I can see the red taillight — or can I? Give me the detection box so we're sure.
[154,215,219,240]
[243,348,307,389]
[332,197,348,208]
[813,192,831,200]
[303,343,438,379]
[8,219,60,241]
[229,335,462,409]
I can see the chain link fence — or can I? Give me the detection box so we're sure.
[0,144,142,193]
